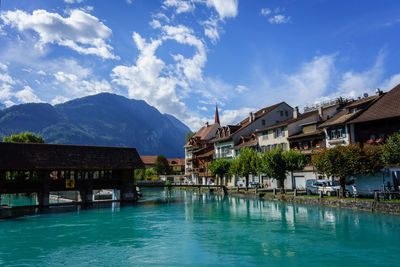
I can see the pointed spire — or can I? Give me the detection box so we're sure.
[215,103,220,125]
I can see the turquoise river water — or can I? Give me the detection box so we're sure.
[1,189,400,266]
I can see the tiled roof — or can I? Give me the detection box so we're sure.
[319,95,381,128]
[197,149,215,158]
[140,155,158,165]
[255,110,319,133]
[168,158,185,166]
[287,129,325,140]
[349,84,400,123]
[141,155,185,166]
[213,102,287,142]
[233,138,257,149]
[184,123,219,148]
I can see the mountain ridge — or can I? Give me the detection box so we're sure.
[0,93,190,157]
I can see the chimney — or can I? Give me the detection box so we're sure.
[205,121,209,127]
[318,106,323,119]
[249,112,254,123]
[376,88,383,96]
[293,107,299,119]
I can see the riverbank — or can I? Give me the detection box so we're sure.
[226,189,400,215]
[174,186,400,215]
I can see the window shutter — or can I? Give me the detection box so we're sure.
[274,130,277,138]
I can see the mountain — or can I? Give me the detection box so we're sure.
[0,93,191,157]
[0,103,5,110]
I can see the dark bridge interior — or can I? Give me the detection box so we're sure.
[0,143,144,207]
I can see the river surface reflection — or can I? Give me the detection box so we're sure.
[0,188,399,266]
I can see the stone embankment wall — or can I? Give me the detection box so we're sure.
[227,191,400,215]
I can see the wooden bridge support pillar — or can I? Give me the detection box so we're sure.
[119,170,137,202]
[38,171,50,207]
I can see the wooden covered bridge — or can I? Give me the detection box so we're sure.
[0,142,144,207]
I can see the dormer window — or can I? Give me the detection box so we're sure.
[350,108,357,114]
[262,119,266,126]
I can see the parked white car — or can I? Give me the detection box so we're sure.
[307,179,340,196]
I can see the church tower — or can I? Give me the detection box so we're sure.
[215,104,220,125]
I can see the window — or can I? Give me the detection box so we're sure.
[262,119,266,126]
[263,133,268,140]
[337,127,344,138]
[330,129,336,139]
[285,111,288,116]
[280,111,283,116]
[350,108,357,114]
[276,128,282,137]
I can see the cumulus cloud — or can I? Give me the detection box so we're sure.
[15,86,42,103]
[260,8,271,16]
[64,0,85,3]
[269,14,290,24]
[54,71,113,97]
[163,0,195,14]
[204,0,239,19]
[220,107,254,126]
[1,9,118,59]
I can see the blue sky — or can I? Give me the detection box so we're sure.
[1,0,400,130]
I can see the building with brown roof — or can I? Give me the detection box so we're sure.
[184,106,221,184]
[213,102,293,160]
[348,85,400,145]
[318,93,383,148]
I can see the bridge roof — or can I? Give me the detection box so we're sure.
[0,143,144,171]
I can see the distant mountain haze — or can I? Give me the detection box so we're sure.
[0,93,190,157]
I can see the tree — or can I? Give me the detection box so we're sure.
[229,147,260,189]
[3,132,44,143]
[145,168,157,180]
[185,132,196,142]
[283,149,307,189]
[154,155,171,175]
[134,169,145,181]
[312,144,383,197]
[208,158,231,185]
[382,131,400,166]
[260,147,287,191]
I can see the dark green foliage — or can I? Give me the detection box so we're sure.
[382,131,400,166]
[260,147,287,189]
[145,168,157,179]
[134,169,145,181]
[0,93,190,157]
[208,158,231,185]
[154,155,171,175]
[283,149,307,172]
[312,144,383,197]
[230,147,260,188]
[3,132,44,143]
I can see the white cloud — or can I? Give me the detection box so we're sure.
[199,106,208,111]
[126,0,133,4]
[203,18,220,43]
[235,85,248,93]
[163,0,195,14]
[15,86,42,103]
[220,107,254,125]
[37,70,46,76]
[204,0,239,19]
[54,71,113,97]
[260,8,271,16]
[64,0,85,3]
[51,95,70,105]
[269,14,290,24]
[1,9,118,59]
[0,62,7,71]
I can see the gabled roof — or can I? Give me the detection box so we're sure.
[0,143,144,171]
[287,129,325,140]
[233,135,257,149]
[255,109,319,133]
[319,94,382,128]
[349,84,400,124]
[140,156,185,166]
[213,102,288,142]
[184,123,219,148]
[141,155,158,165]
